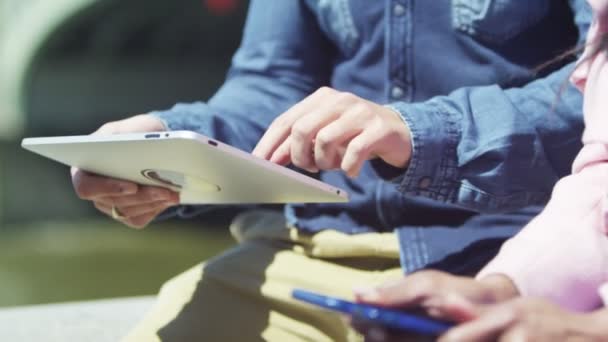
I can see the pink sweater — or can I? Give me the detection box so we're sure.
[478,140,608,311]
[477,1,608,311]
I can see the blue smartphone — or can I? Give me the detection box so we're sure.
[292,289,453,336]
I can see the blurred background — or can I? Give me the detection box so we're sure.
[0,0,249,307]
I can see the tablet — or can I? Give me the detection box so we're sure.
[21,131,349,204]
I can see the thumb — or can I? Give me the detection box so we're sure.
[94,114,166,135]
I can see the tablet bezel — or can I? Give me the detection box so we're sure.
[22,130,349,204]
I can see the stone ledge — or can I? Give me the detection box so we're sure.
[0,296,155,341]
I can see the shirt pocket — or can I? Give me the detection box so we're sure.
[452,0,550,44]
[305,0,360,56]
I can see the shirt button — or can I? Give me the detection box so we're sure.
[393,4,406,17]
[418,177,432,189]
[391,86,404,99]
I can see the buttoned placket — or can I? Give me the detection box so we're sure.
[377,0,416,231]
[384,0,431,271]
[386,0,413,103]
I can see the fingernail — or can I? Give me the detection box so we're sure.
[353,286,381,301]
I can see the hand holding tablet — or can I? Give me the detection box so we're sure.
[24,130,348,204]
[23,114,349,227]
[68,114,180,228]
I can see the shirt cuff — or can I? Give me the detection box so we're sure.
[386,100,461,203]
[150,102,214,133]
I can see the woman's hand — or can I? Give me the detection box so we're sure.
[352,271,519,341]
[253,87,412,178]
[355,271,518,320]
[71,114,180,229]
[440,298,608,342]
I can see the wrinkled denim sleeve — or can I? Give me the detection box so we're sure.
[389,1,590,213]
[152,0,331,152]
[150,0,331,219]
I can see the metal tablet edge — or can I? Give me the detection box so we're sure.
[21,131,350,202]
[167,131,349,202]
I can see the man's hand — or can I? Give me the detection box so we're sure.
[71,114,180,229]
[252,87,412,178]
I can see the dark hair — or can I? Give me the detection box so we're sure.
[536,32,608,75]
[534,32,608,111]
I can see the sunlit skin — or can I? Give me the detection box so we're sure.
[354,271,608,342]
[71,5,608,338]
[72,89,413,227]
[71,114,179,229]
[252,87,412,178]
[71,86,415,226]
[354,1,608,341]
[438,299,607,342]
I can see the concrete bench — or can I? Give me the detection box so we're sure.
[0,296,155,341]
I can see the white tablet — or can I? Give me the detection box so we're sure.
[22,131,349,204]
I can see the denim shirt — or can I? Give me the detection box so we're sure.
[155,0,591,273]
